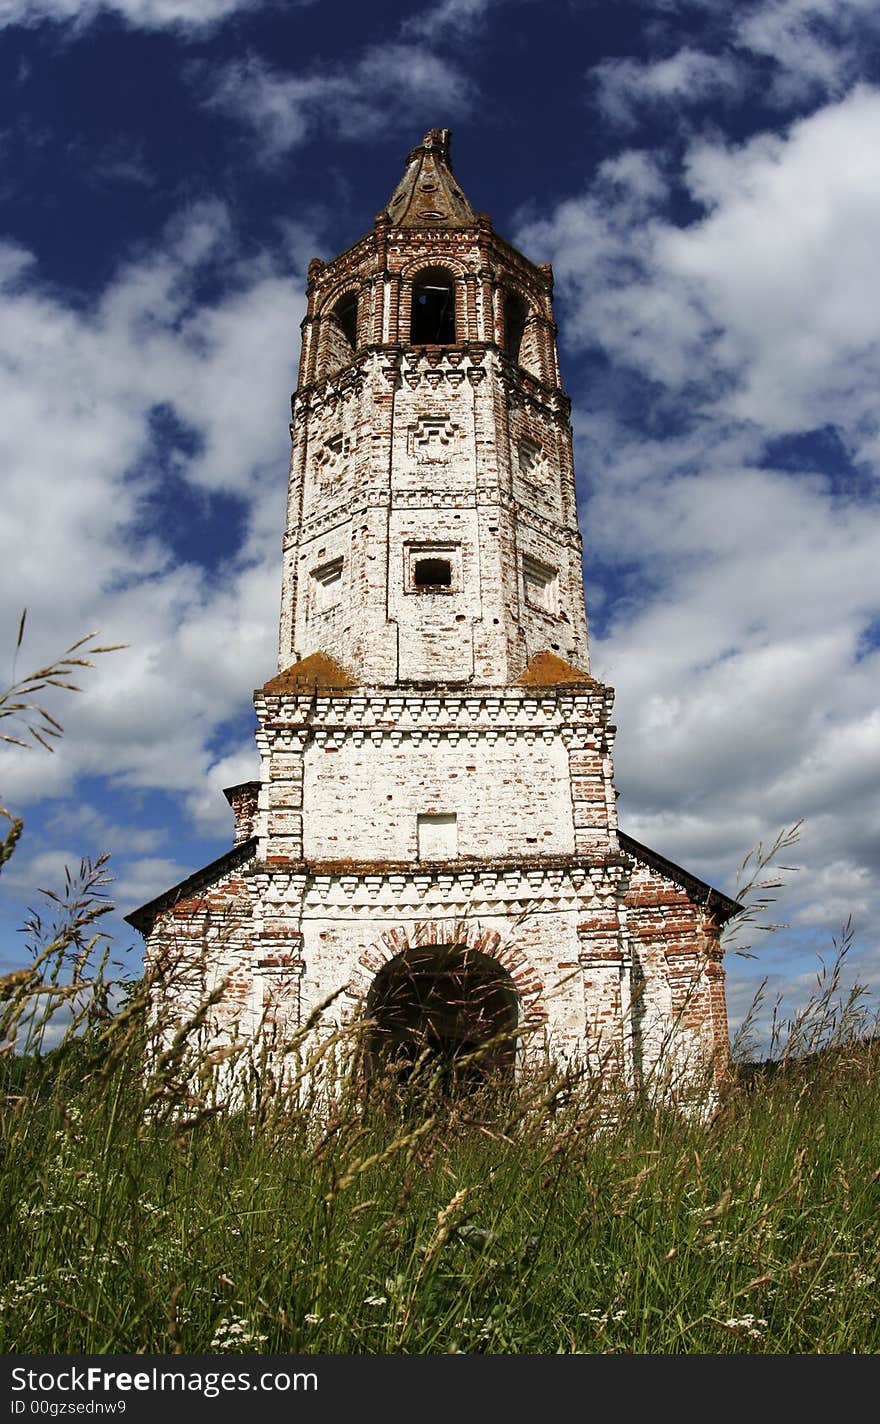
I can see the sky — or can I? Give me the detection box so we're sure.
[1,0,878,1054]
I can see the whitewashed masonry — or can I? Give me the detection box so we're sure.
[127,130,736,1097]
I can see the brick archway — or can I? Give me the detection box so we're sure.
[349,918,547,1030]
[398,255,470,283]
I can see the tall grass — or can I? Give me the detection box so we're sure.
[1,922,878,1355]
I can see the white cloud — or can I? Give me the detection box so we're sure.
[665,89,880,439]
[593,48,745,129]
[110,855,192,909]
[734,0,880,105]
[515,90,880,1007]
[204,45,475,162]
[791,860,877,932]
[401,0,500,43]
[0,847,85,897]
[592,0,880,128]
[185,743,259,834]
[0,0,276,33]
[44,802,163,855]
[524,88,880,453]
[0,201,307,825]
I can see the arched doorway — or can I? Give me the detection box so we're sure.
[366,945,518,1094]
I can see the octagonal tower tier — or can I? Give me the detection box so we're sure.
[279,127,589,688]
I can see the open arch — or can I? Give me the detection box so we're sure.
[332,290,359,349]
[366,944,519,1093]
[410,267,456,345]
[317,289,360,378]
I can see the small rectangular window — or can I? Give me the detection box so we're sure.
[417,812,458,860]
[405,543,460,595]
[522,553,558,615]
[414,557,451,588]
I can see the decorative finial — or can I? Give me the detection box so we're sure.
[422,128,452,161]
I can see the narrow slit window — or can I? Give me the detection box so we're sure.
[504,291,529,364]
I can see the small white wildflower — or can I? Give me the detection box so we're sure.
[720,1314,767,1340]
[577,1308,626,1326]
[364,1295,387,1307]
[209,1315,267,1351]
[304,1313,322,1325]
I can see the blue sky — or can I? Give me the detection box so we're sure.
[1,0,879,1051]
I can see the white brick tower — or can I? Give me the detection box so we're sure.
[129,131,737,1096]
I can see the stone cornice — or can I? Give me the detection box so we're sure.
[291,344,570,419]
[254,723,613,755]
[251,853,631,914]
[288,485,584,547]
[252,683,615,735]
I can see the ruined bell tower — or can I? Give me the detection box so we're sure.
[128,130,737,1096]
[278,126,588,690]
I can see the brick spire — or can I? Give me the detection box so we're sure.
[380,127,477,227]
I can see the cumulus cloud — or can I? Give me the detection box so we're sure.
[44,802,164,856]
[185,743,260,833]
[109,855,193,908]
[593,0,880,128]
[0,847,87,898]
[666,91,880,441]
[516,87,880,1006]
[525,88,880,454]
[203,45,475,162]
[593,47,745,130]
[734,0,880,105]
[0,200,305,828]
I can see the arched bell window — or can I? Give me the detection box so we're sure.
[317,289,360,379]
[410,267,456,344]
[331,290,359,352]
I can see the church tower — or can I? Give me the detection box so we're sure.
[128,131,737,1097]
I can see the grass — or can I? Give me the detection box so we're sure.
[1,958,878,1354]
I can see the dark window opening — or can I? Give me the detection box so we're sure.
[366,946,518,1098]
[414,557,452,589]
[332,291,359,351]
[504,291,529,364]
[411,269,456,344]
